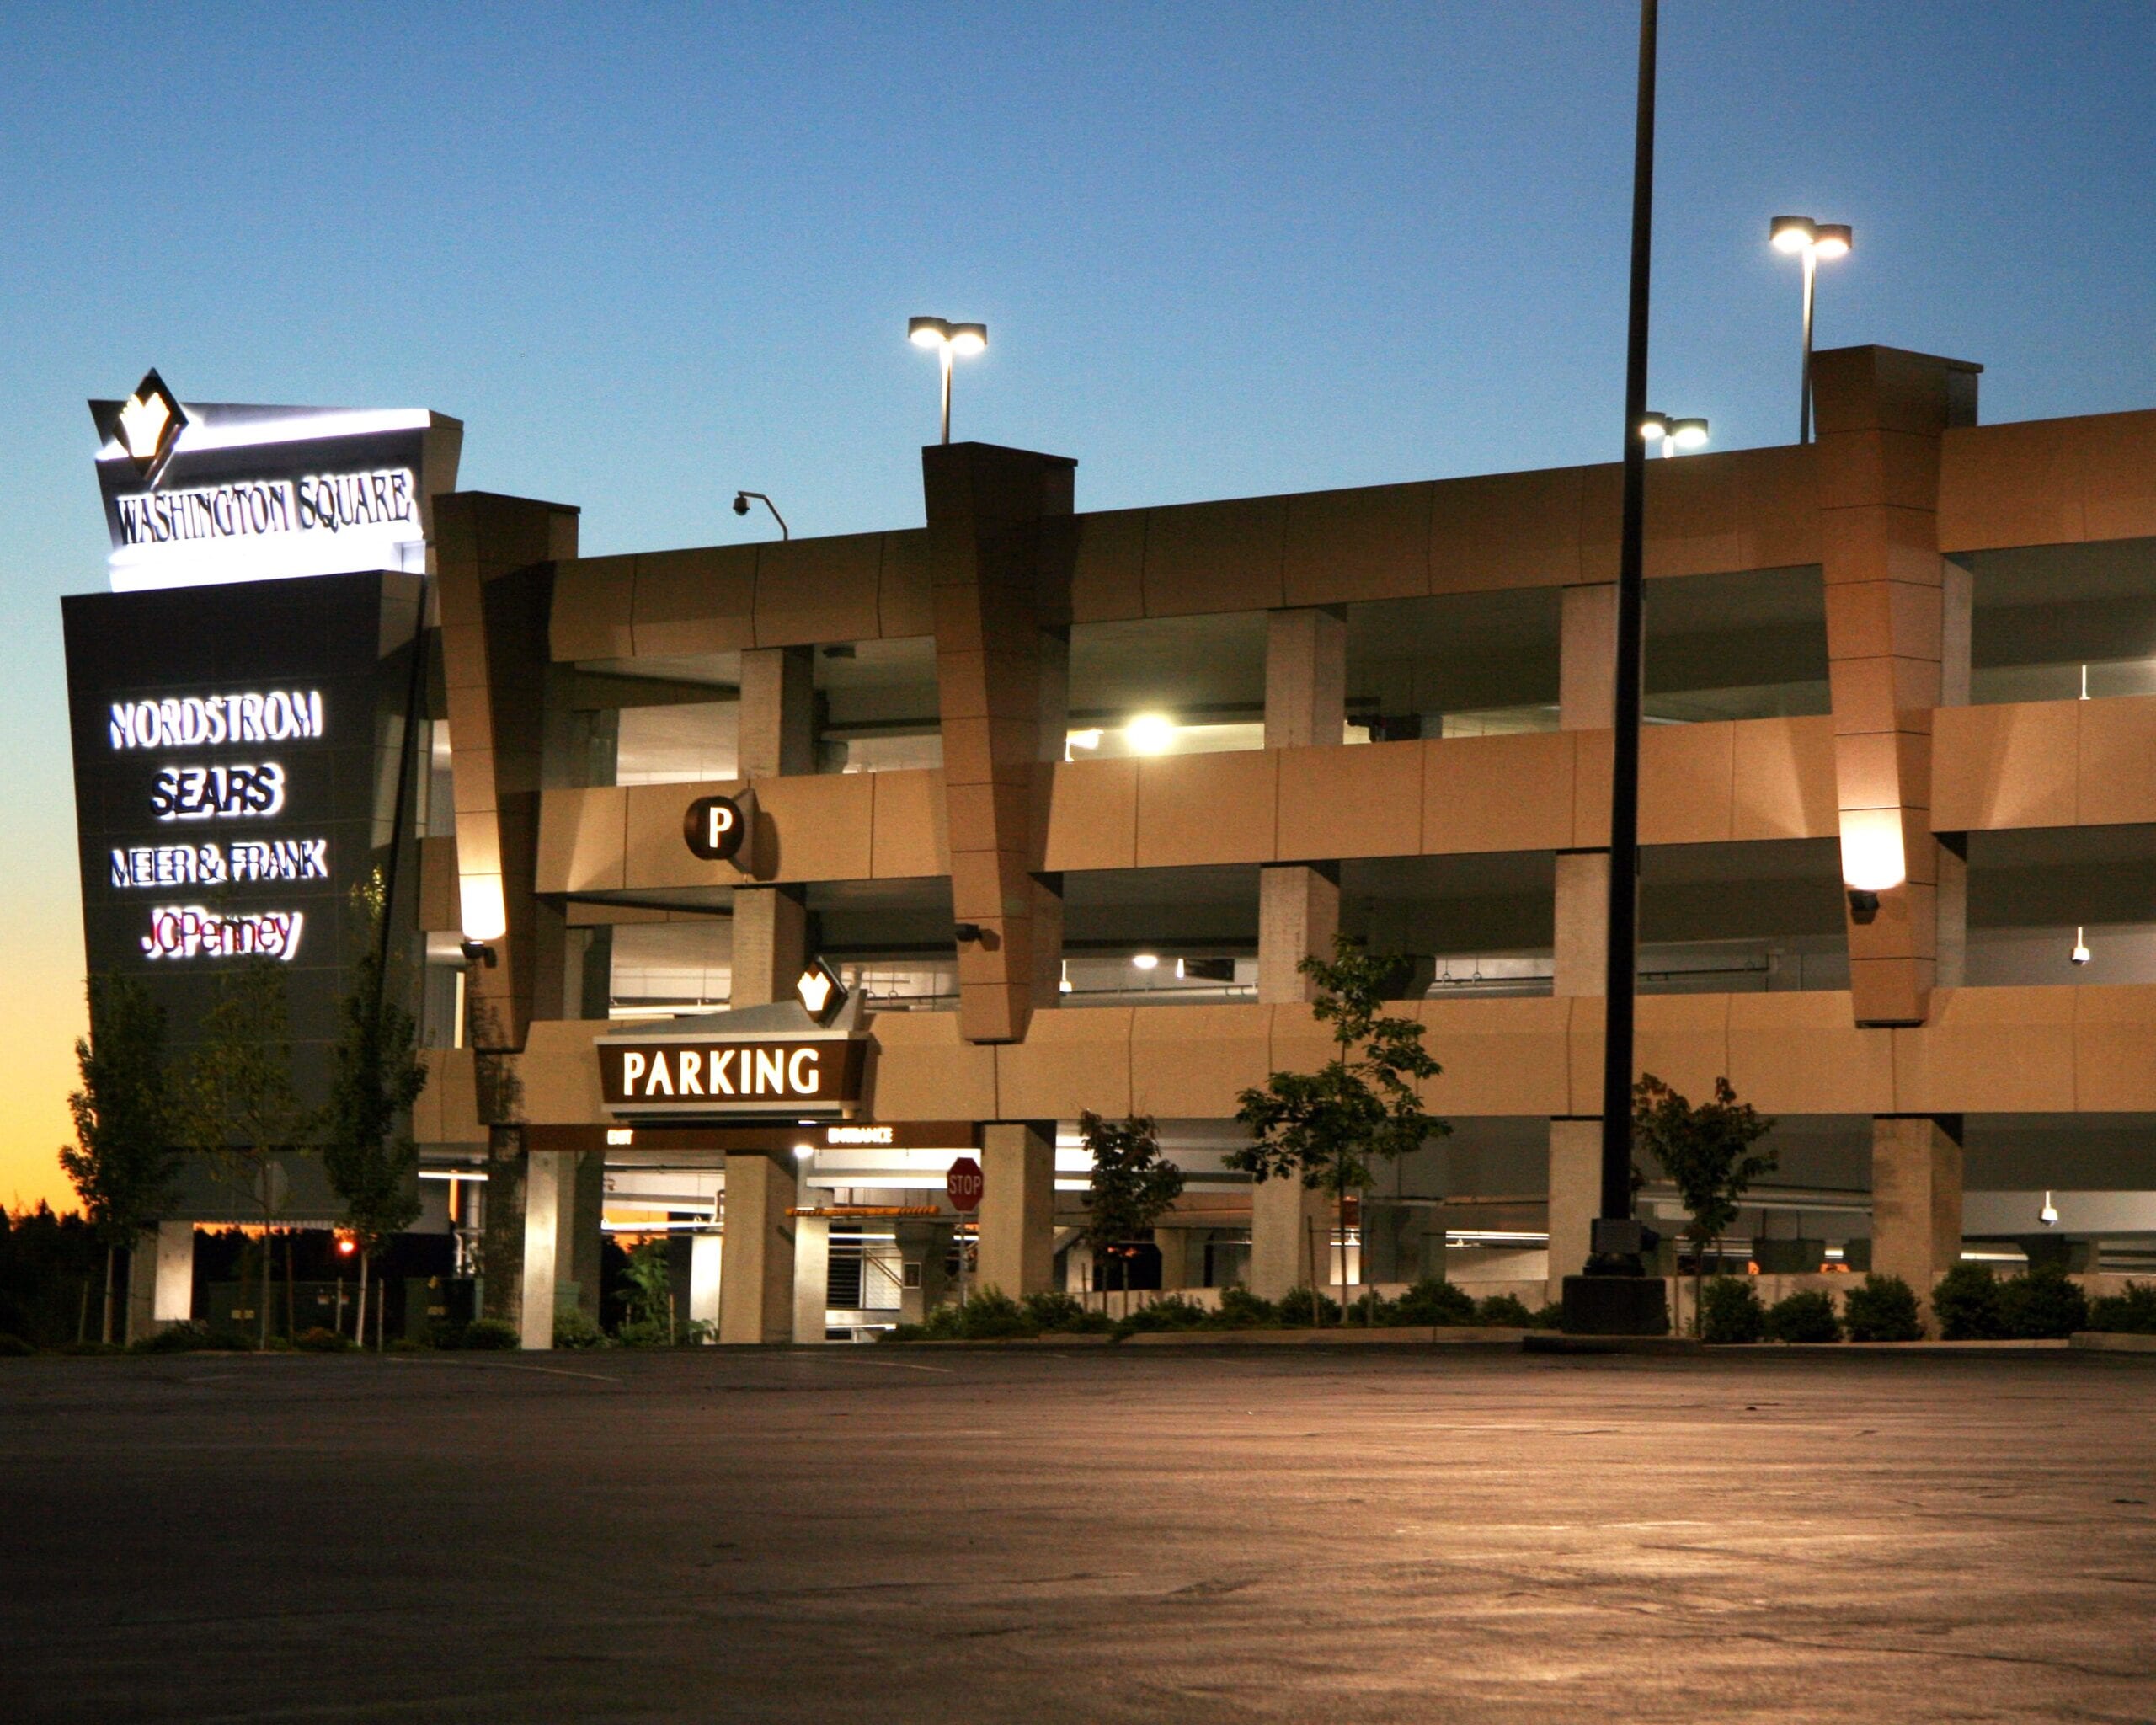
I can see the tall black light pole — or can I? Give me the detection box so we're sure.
[1566,0,1669,1334]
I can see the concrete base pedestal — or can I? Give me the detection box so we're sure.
[1561,1274,1670,1337]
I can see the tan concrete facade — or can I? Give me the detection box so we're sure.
[418,346,2156,1341]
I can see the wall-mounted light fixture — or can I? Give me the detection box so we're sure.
[2071,927,2092,966]
[733,491,789,539]
[1840,809,1907,926]
[953,921,983,944]
[458,938,498,968]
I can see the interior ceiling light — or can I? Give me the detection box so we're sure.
[1125,713,1177,754]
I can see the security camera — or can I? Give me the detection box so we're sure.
[732,493,750,516]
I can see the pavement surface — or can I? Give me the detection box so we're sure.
[3,1345,2153,1723]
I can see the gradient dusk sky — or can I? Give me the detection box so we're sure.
[2,3,2152,1209]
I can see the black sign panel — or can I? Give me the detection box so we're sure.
[62,570,424,1108]
[599,1039,868,1113]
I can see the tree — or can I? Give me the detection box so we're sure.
[1631,1074,1776,1338]
[1077,1112,1184,1317]
[1230,936,1448,1319]
[60,976,182,1344]
[182,959,307,1347]
[322,875,428,1349]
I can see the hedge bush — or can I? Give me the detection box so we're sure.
[1700,1277,1767,1343]
[1841,1274,1922,1342]
[1395,1277,1476,1327]
[1931,1263,2006,1340]
[1214,1284,1277,1327]
[1277,1286,1343,1327]
[1764,1290,1842,1343]
[128,1322,214,1354]
[1998,1263,2088,1339]
[462,1317,520,1350]
[2088,1281,2156,1334]
[552,1309,608,1349]
[294,1327,350,1353]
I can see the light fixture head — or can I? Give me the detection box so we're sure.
[1067,728,1102,751]
[909,315,952,348]
[1811,222,1853,259]
[953,921,983,944]
[1770,214,1817,254]
[733,493,750,516]
[1638,412,1671,442]
[1846,889,1880,925]
[1131,953,1160,971]
[1839,809,1908,894]
[1124,713,1177,755]
[1670,417,1711,451]
[2072,927,2092,967]
[458,937,499,968]
[2039,1191,2060,1227]
[947,322,987,356]
[793,1143,814,1162]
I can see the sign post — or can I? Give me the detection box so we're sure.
[946,1156,983,1311]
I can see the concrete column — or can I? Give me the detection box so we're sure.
[1872,1114,1964,1317]
[1559,584,1617,730]
[517,1149,604,1349]
[1263,606,1347,747]
[792,1214,830,1343]
[1551,851,1610,997]
[518,1151,564,1349]
[729,884,807,1007]
[1815,345,1981,1028]
[924,442,1078,1045]
[1250,1178,1330,1300]
[688,1232,723,1334]
[133,1220,195,1337]
[1259,862,1341,1003]
[977,1121,1054,1296]
[719,1153,797,1344]
[894,1219,952,1322]
[1545,1119,1601,1305]
[1154,1226,1194,1291]
[1935,837,1968,990]
[739,646,816,778]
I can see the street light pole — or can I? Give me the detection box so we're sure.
[909,317,987,444]
[1772,216,1851,443]
[1569,0,1665,1333]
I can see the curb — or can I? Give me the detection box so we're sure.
[2070,1331,2156,1354]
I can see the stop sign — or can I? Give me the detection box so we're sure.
[946,1156,984,1212]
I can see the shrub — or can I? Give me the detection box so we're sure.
[1474,1294,1535,1328]
[552,1309,609,1349]
[1214,1284,1277,1327]
[956,1288,1036,1339]
[1115,1295,1209,1337]
[1022,1290,1087,1332]
[1841,1274,1922,1342]
[1932,1263,2005,1340]
[58,1339,124,1356]
[294,1327,350,1353]
[615,1318,673,1348]
[1526,1302,1565,1330]
[1998,1263,2088,1339]
[1764,1290,1842,1343]
[462,1317,520,1350]
[1700,1277,1767,1343]
[2087,1281,2156,1335]
[1395,1277,1476,1327]
[128,1322,212,1354]
[1345,1290,1400,1327]
[0,1333,34,1357]
[1276,1285,1342,1327]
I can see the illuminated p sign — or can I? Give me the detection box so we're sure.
[683,793,748,862]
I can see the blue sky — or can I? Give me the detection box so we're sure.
[3,1,2153,1203]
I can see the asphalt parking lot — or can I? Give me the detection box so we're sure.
[3,1345,2152,1723]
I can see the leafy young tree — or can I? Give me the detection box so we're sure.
[1230,936,1448,1319]
[183,959,308,1348]
[617,1237,676,1344]
[322,875,429,1348]
[1077,1112,1185,1317]
[1631,1073,1776,1338]
[60,976,182,1344]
